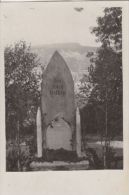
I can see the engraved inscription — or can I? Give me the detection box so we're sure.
[50,78,65,96]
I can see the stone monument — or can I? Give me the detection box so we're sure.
[38,51,76,154]
[31,51,91,170]
[36,51,83,160]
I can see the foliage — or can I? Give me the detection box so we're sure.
[92,7,122,50]
[86,148,104,169]
[6,139,34,171]
[79,8,122,139]
[80,103,105,136]
[5,41,42,140]
[75,74,93,108]
[6,143,19,171]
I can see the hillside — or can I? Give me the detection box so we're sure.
[32,43,97,81]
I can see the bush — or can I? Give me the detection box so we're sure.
[6,139,35,171]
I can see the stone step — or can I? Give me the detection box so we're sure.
[30,160,89,171]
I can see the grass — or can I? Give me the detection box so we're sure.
[85,134,123,169]
[6,134,123,171]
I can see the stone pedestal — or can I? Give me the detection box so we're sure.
[30,160,89,171]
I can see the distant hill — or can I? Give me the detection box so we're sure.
[31,43,97,81]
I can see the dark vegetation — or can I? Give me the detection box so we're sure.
[5,41,41,141]
[79,7,122,140]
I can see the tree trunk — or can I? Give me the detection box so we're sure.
[17,120,21,171]
[104,87,108,169]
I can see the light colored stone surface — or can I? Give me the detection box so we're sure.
[30,160,89,171]
[41,51,75,150]
[46,118,72,150]
[76,107,82,157]
[36,107,42,157]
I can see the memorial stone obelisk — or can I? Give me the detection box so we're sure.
[36,51,83,158]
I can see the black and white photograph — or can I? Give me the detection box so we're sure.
[2,1,124,172]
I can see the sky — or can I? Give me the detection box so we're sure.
[2,2,104,47]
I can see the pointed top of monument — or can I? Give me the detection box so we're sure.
[53,50,60,56]
[47,50,70,72]
[51,50,64,61]
[43,50,74,85]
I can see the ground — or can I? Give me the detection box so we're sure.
[85,134,123,169]
[6,134,123,171]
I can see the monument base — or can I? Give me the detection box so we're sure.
[41,148,78,161]
[30,160,89,171]
[31,148,89,171]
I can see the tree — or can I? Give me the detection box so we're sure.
[79,7,122,139]
[5,41,42,140]
[92,7,122,50]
